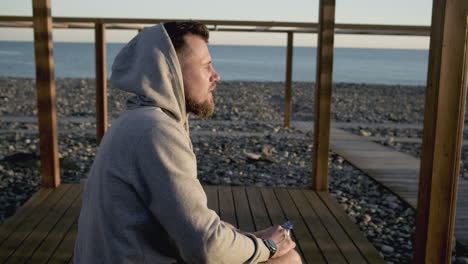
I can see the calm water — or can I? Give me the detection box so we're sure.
[0,41,428,85]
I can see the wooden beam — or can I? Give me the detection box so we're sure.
[0,21,33,28]
[0,15,429,30]
[54,17,321,28]
[61,22,94,29]
[283,32,294,127]
[0,16,433,36]
[95,21,108,144]
[336,23,428,32]
[32,0,60,188]
[105,23,143,30]
[0,16,32,22]
[413,0,468,263]
[311,0,335,191]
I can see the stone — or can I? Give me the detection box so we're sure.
[339,197,348,203]
[363,214,372,222]
[244,152,261,161]
[388,202,400,209]
[359,129,371,137]
[381,245,394,254]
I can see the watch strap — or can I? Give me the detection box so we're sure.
[262,239,277,258]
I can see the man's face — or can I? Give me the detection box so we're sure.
[178,34,221,118]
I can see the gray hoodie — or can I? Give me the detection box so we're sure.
[74,24,270,263]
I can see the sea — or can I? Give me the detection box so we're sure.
[0,41,428,85]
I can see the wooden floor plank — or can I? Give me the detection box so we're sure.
[245,187,271,231]
[274,188,330,264]
[232,187,255,232]
[6,184,82,263]
[218,186,237,228]
[47,223,77,264]
[0,184,72,262]
[29,185,83,264]
[203,185,219,214]
[260,188,315,264]
[295,189,367,264]
[0,188,53,245]
[317,191,386,264]
[259,188,287,226]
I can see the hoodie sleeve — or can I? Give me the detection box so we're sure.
[131,116,270,264]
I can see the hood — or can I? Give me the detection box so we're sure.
[110,23,187,126]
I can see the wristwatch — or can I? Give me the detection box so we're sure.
[262,239,277,258]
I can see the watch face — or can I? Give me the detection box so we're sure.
[263,239,277,258]
[266,239,277,251]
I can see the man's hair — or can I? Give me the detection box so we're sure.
[163,21,209,53]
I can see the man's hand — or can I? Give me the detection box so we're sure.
[227,222,297,261]
[254,225,296,259]
[251,226,276,238]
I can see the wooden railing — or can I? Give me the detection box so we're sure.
[0,16,431,131]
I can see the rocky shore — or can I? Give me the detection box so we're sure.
[0,77,429,123]
[1,77,467,263]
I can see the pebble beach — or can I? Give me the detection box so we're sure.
[1,77,467,263]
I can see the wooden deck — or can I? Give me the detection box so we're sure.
[294,121,468,246]
[0,184,81,264]
[329,127,468,247]
[0,184,385,263]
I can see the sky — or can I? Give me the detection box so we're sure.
[0,0,432,49]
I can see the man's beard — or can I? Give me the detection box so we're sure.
[186,95,215,118]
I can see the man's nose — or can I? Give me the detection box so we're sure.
[210,70,221,82]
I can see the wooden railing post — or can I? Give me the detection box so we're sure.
[413,1,468,263]
[283,32,294,127]
[95,21,108,144]
[32,0,60,188]
[311,0,335,191]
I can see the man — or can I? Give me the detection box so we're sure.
[74,21,301,263]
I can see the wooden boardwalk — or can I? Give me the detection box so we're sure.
[294,121,468,246]
[0,184,385,263]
